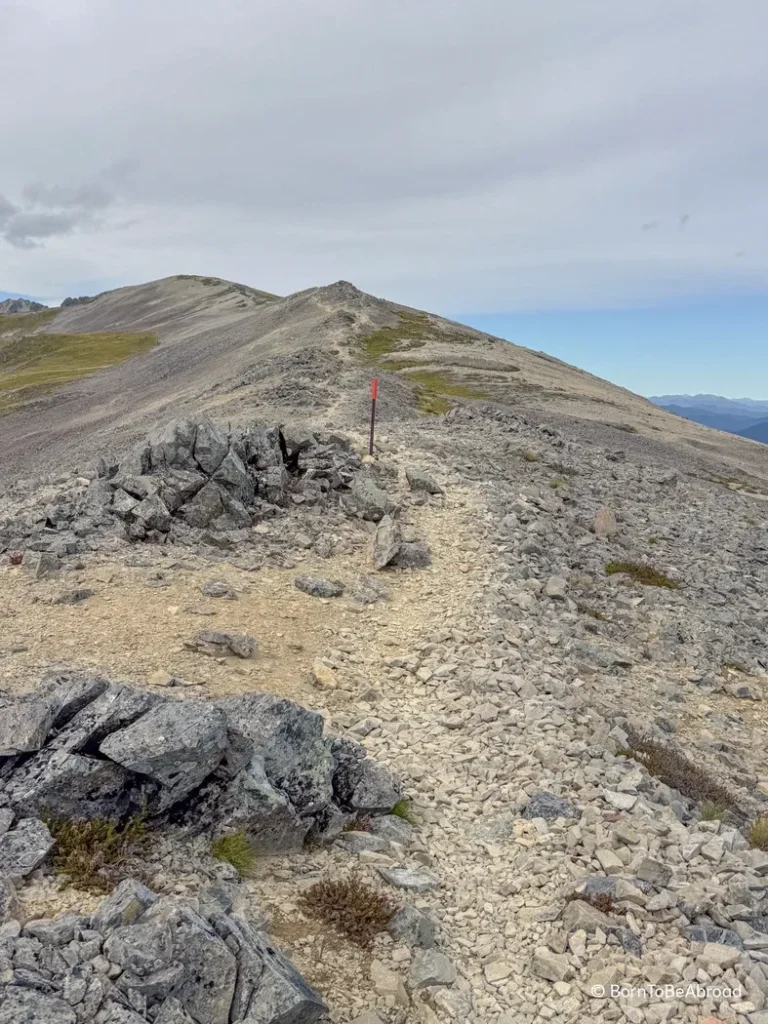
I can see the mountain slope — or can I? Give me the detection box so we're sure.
[0,297,48,315]
[1,274,768,490]
[738,419,768,443]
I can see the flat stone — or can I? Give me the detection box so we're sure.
[370,959,409,1007]
[562,899,613,933]
[294,576,345,598]
[409,949,456,989]
[596,848,624,875]
[523,791,579,821]
[636,858,672,887]
[388,905,436,948]
[484,960,514,983]
[377,867,442,892]
[532,947,571,982]
[0,988,76,1024]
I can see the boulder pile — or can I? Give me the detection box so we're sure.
[0,877,327,1024]
[0,669,402,862]
[0,417,409,565]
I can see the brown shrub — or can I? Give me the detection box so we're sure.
[298,875,396,947]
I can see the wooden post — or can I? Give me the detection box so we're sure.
[369,378,378,456]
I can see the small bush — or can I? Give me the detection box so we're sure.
[648,536,660,545]
[211,830,257,878]
[298,875,396,947]
[391,799,418,826]
[343,816,372,833]
[523,451,539,463]
[749,817,768,851]
[43,811,148,892]
[549,479,564,490]
[620,732,739,815]
[576,603,607,621]
[605,561,680,589]
[699,800,731,822]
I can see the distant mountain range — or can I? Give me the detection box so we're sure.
[0,297,48,315]
[650,394,768,445]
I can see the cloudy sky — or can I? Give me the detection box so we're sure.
[2,0,767,394]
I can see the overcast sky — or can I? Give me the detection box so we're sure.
[1,0,767,316]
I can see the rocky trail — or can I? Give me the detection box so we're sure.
[1,346,768,1022]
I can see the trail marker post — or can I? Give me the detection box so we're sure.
[369,378,378,456]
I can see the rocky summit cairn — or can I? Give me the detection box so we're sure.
[0,878,327,1024]
[0,416,432,572]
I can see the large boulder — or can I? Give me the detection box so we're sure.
[215,694,334,815]
[5,748,152,820]
[100,702,229,809]
[193,418,230,476]
[348,472,396,522]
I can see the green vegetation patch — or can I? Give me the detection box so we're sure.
[605,561,680,589]
[211,830,258,877]
[0,330,158,414]
[0,308,58,334]
[391,799,418,826]
[749,817,768,851]
[42,811,149,892]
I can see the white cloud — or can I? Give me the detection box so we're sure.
[1,0,766,309]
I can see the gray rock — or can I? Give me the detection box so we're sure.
[212,912,326,1024]
[200,580,238,600]
[0,817,55,879]
[178,480,231,528]
[193,418,230,476]
[0,875,19,925]
[636,858,673,887]
[100,702,229,808]
[91,879,158,932]
[0,695,53,756]
[405,468,443,494]
[685,925,744,948]
[377,867,442,892]
[99,1004,149,1024]
[188,630,257,658]
[390,541,431,569]
[48,685,164,754]
[409,948,456,989]
[154,997,197,1024]
[294,576,345,598]
[522,791,580,821]
[388,905,436,948]
[532,947,571,982]
[349,473,396,521]
[5,748,148,820]
[0,809,13,836]
[337,831,392,855]
[217,693,334,814]
[21,550,61,578]
[372,515,401,570]
[0,988,76,1024]
[157,468,207,511]
[23,913,82,945]
[37,670,112,729]
[132,493,172,532]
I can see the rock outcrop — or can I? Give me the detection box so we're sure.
[0,669,402,859]
[0,878,327,1024]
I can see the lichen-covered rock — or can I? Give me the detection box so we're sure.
[0,694,53,756]
[0,817,55,879]
[100,702,229,808]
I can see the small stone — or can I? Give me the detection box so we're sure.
[377,867,442,892]
[310,660,338,690]
[294,576,345,598]
[409,949,456,989]
[370,959,409,1007]
[484,960,514,984]
[596,848,623,875]
[636,858,672,887]
[200,581,237,600]
[532,947,571,982]
[388,906,436,949]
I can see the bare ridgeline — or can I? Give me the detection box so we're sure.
[2,277,768,1023]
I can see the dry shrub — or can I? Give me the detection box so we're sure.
[42,811,149,893]
[605,561,680,589]
[298,875,396,947]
